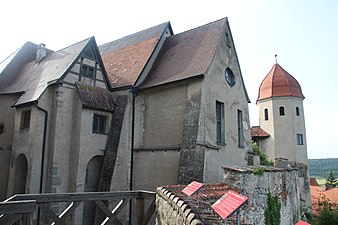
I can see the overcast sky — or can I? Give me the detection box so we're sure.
[1,0,337,159]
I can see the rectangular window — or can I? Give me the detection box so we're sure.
[0,123,4,134]
[297,134,303,145]
[238,110,244,148]
[93,114,106,134]
[81,65,94,78]
[216,101,225,144]
[296,107,300,116]
[20,110,31,129]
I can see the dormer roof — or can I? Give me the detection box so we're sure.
[257,63,304,102]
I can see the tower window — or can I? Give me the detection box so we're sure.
[264,108,269,121]
[296,107,300,116]
[238,110,244,148]
[279,106,285,116]
[297,134,304,145]
[216,101,225,144]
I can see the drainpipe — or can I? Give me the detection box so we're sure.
[34,102,48,225]
[129,87,138,225]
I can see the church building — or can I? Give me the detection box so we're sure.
[0,18,252,204]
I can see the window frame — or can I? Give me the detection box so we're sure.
[296,107,300,116]
[20,110,31,129]
[92,114,107,134]
[279,106,285,116]
[0,123,4,134]
[296,134,304,145]
[238,109,244,148]
[264,108,269,121]
[81,64,95,79]
[216,101,225,145]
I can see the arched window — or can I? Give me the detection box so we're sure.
[279,106,285,116]
[296,107,300,116]
[13,154,28,195]
[264,108,269,121]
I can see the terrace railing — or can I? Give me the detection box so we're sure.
[0,190,156,225]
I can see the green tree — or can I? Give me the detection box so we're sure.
[325,170,337,190]
[252,142,274,166]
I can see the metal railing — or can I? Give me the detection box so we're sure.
[0,190,156,225]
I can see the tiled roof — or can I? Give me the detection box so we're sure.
[311,186,338,214]
[251,126,270,137]
[310,177,320,186]
[140,18,226,89]
[76,83,115,112]
[0,38,92,106]
[0,42,39,91]
[257,63,304,102]
[157,183,245,225]
[99,22,170,88]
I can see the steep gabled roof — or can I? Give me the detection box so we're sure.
[140,18,226,89]
[0,38,93,106]
[99,22,171,88]
[0,42,40,90]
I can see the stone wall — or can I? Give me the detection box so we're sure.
[156,187,203,225]
[223,166,300,225]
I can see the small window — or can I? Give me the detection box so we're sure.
[264,108,269,121]
[20,110,31,129]
[93,114,106,134]
[0,123,4,134]
[81,65,94,78]
[296,107,300,116]
[297,134,304,145]
[225,32,231,47]
[216,101,225,144]
[279,106,285,116]
[238,110,244,148]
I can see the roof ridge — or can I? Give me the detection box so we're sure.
[57,37,92,52]
[174,17,227,37]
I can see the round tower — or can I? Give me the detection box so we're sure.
[257,63,307,164]
[256,63,311,212]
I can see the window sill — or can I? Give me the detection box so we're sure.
[92,131,108,135]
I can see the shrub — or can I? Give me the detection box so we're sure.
[252,142,274,166]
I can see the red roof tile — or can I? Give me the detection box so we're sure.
[99,22,170,88]
[158,183,244,224]
[251,126,270,137]
[140,18,226,88]
[257,64,304,102]
[102,37,159,88]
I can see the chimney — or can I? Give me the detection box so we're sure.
[36,43,47,63]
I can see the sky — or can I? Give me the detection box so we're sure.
[1,0,337,159]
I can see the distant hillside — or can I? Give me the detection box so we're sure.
[309,158,338,178]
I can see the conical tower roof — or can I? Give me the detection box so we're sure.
[257,63,304,102]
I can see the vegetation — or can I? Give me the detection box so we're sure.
[309,194,338,225]
[252,142,274,166]
[309,158,338,178]
[325,170,337,190]
[253,167,266,176]
[264,192,281,225]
